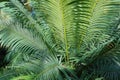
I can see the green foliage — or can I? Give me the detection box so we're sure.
[0,0,120,80]
[10,75,33,80]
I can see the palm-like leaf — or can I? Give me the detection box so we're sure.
[34,0,120,60]
[0,0,120,80]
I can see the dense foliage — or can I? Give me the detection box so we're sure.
[0,0,120,80]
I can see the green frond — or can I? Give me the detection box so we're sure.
[72,0,120,63]
[80,43,120,80]
[8,1,36,30]
[1,54,78,80]
[34,0,120,59]
[0,23,47,54]
[10,75,33,80]
[85,0,120,41]
[0,67,34,80]
[0,70,15,80]
[35,0,77,61]
[79,26,120,79]
[6,0,56,53]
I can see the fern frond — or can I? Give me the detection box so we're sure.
[34,0,120,60]
[0,23,47,54]
[81,43,120,80]
[1,54,78,80]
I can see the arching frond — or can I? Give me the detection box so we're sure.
[80,42,120,80]
[0,54,78,80]
[34,0,120,61]
[0,23,47,54]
